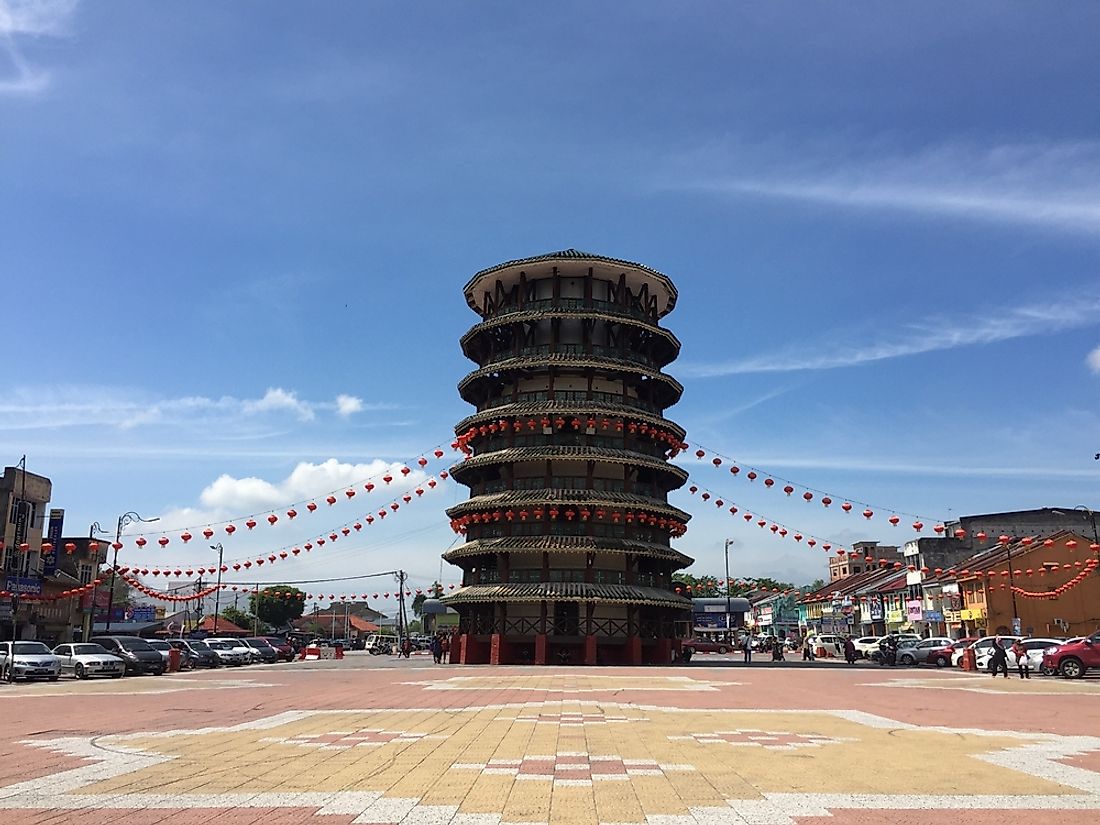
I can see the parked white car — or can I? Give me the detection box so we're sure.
[852,636,883,658]
[1,640,61,682]
[52,643,125,679]
[206,637,256,663]
[952,636,1022,667]
[975,638,1063,673]
[204,639,249,666]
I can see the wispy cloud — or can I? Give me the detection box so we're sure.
[1088,345,1100,375]
[671,139,1100,236]
[0,0,78,96]
[680,291,1100,377]
[0,385,387,430]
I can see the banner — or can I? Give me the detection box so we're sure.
[43,508,64,577]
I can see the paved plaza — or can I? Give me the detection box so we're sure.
[1,655,1098,824]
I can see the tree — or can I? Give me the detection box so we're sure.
[809,578,826,592]
[411,581,443,618]
[672,573,795,597]
[220,605,257,632]
[249,586,306,629]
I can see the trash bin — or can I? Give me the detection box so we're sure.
[167,647,182,673]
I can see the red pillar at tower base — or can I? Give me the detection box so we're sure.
[584,634,597,665]
[535,633,548,665]
[627,635,642,665]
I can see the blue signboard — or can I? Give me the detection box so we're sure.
[8,576,43,596]
[98,605,157,622]
[924,610,944,622]
[43,508,64,577]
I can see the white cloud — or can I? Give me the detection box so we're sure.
[0,0,78,96]
[1088,345,1100,375]
[671,139,1100,236]
[0,385,381,430]
[242,388,315,421]
[680,291,1100,377]
[196,458,426,514]
[334,394,365,417]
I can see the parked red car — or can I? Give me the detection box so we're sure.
[684,638,734,654]
[926,637,978,668]
[1042,632,1100,679]
[262,636,296,662]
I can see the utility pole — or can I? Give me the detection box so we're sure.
[210,543,224,633]
[253,584,259,636]
[397,571,409,649]
[724,539,734,642]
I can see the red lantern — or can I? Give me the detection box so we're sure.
[135,536,148,548]
[180,532,192,543]
[158,537,169,548]
[802,491,813,502]
[888,515,900,526]
[225,524,237,535]
[841,502,852,513]
[764,478,774,488]
[863,509,873,520]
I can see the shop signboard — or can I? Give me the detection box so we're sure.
[905,599,924,621]
[924,610,944,622]
[942,609,961,623]
[758,606,774,626]
[8,576,43,596]
[868,597,884,621]
[959,608,986,621]
[886,608,904,624]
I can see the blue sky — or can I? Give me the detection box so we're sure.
[2,1,1099,603]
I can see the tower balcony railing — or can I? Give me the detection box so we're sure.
[482,297,657,325]
[477,391,663,415]
[481,344,660,371]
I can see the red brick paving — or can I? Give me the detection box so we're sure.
[0,658,1097,823]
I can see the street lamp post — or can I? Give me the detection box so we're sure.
[210,544,224,634]
[100,512,159,633]
[724,539,734,642]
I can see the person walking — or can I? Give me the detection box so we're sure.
[440,633,450,663]
[989,637,1009,679]
[843,636,858,665]
[741,634,752,664]
[802,637,816,662]
[430,635,442,664]
[1010,639,1031,679]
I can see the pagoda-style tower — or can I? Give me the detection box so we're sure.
[441,250,693,665]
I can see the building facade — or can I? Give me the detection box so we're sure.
[442,250,693,665]
[1,465,54,641]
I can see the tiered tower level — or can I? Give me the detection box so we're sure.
[442,249,694,665]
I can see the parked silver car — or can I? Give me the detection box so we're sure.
[1,640,61,682]
[52,643,125,679]
[896,637,955,666]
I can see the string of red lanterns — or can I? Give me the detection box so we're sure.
[453,415,687,459]
[683,482,851,555]
[115,473,450,558]
[449,505,687,537]
[109,446,454,550]
[686,444,946,527]
[1011,558,1099,599]
[110,477,441,577]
